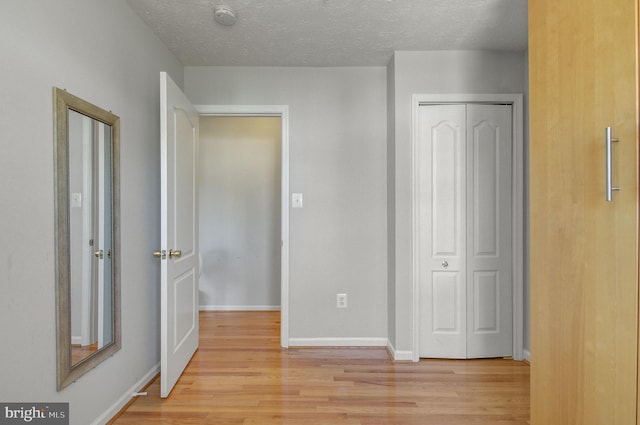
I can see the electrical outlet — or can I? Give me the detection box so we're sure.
[336,293,347,308]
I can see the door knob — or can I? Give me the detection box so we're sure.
[442,260,448,268]
[153,249,181,259]
[94,249,104,259]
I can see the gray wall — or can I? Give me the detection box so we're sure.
[0,2,183,424]
[199,116,282,309]
[386,58,397,348]
[186,67,388,340]
[388,50,527,353]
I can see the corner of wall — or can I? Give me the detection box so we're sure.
[386,54,397,347]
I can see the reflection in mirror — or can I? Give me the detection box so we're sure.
[68,110,113,364]
[54,88,120,390]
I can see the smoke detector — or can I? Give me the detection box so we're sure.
[214,5,237,26]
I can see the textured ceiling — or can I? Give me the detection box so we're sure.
[126,0,528,67]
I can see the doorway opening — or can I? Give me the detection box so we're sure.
[195,105,290,347]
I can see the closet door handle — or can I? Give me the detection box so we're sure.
[605,126,620,202]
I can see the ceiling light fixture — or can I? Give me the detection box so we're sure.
[214,5,237,26]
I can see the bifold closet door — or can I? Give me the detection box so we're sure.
[419,104,467,358]
[465,104,512,359]
[419,103,512,359]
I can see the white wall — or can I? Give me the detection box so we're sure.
[388,50,527,353]
[186,67,388,340]
[0,2,183,424]
[199,116,282,309]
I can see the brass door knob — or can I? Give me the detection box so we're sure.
[94,249,104,259]
[169,249,182,258]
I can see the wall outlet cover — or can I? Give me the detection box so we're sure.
[337,293,347,308]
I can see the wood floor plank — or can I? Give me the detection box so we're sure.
[110,311,529,425]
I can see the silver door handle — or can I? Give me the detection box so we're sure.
[442,260,448,268]
[605,126,620,202]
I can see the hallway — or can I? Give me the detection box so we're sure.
[110,311,530,424]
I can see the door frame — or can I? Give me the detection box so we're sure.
[410,93,524,362]
[194,104,290,348]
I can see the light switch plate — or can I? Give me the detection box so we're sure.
[71,193,82,208]
[292,193,303,208]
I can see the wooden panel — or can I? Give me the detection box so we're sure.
[529,0,638,423]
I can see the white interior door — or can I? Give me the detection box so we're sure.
[418,104,467,358]
[465,104,512,358]
[419,103,513,359]
[79,114,94,347]
[159,72,199,398]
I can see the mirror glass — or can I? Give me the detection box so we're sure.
[54,88,120,390]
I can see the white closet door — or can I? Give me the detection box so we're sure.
[419,103,513,359]
[466,104,512,358]
[418,104,467,359]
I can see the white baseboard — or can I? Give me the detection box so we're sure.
[199,305,280,311]
[91,363,160,425]
[71,336,82,345]
[288,337,387,347]
[386,340,414,361]
[523,349,531,363]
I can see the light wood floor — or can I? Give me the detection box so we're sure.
[71,342,98,365]
[110,311,530,425]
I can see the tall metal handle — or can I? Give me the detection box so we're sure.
[605,127,620,202]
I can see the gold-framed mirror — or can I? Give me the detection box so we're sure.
[54,87,121,391]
